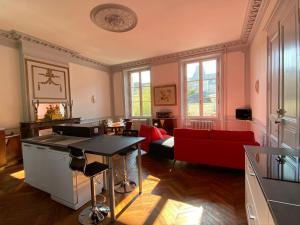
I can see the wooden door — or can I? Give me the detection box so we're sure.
[267,0,299,149]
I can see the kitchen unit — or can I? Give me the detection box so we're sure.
[22,132,145,223]
[22,135,103,210]
[245,146,300,225]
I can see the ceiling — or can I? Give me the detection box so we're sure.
[0,0,249,65]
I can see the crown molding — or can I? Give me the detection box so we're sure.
[241,0,264,42]
[112,0,264,72]
[0,0,264,73]
[111,40,247,72]
[0,29,111,72]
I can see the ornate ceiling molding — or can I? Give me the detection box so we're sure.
[111,39,247,72]
[90,4,137,32]
[240,0,263,42]
[0,29,111,72]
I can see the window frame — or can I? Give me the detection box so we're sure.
[184,57,220,119]
[128,68,152,118]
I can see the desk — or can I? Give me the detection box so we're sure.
[69,135,145,222]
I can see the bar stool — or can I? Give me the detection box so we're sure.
[69,146,110,225]
[114,130,138,193]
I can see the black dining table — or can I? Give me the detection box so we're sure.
[69,135,145,222]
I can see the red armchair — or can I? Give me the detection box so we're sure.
[174,129,260,170]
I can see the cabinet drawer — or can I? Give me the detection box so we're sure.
[245,176,258,225]
[245,156,269,225]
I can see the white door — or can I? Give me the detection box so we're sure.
[268,28,280,147]
[267,0,299,149]
[278,2,299,149]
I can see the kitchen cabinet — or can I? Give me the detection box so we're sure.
[245,155,275,225]
[22,143,103,209]
[22,143,50,192]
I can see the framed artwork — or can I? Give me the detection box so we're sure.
[25,59,69,100]
[154,84,177,106]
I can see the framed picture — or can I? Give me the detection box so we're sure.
[25,59,69,100]
[153,84,177,106]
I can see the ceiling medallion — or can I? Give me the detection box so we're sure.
[90,4,137,32]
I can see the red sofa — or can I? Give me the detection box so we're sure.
[174,129,260,169]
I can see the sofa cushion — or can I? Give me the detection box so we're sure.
[152,127,164,141]
[174,128,210,139]
[139,125,164,151]
[158,128,167,135]
[210,130,255,143]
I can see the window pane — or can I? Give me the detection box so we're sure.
[131,72,139,88]
[203,97,216,116]
[187,81,199,101]
[130,69,151,117]
[187,81,199,116]
[203,60,216,75]
[188,102,200,117]
[187,62,199,81]
[202,59,217,117]
[141,70,150,86]
[131,87,140,116]
[142,101,151,116]
[203,79,216,98]
[131,87,140,99]
[132,101,140,117]
[142,86,151,102]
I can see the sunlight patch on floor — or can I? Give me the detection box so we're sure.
[116,174,206,225]
[115,175,161,213]
[9,170,25,179]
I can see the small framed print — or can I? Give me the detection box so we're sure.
[153,85,177,106]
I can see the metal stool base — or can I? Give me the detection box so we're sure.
[78,204,109,225]
[114,180,136,193]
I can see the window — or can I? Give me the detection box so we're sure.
[129,69,151,117]
[185,59,218,117]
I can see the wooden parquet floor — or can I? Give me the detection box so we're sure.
[0,152,247,225]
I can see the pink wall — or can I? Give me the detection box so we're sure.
[151,62,180,118]
[223,51,249,131]
[225,51,246,117]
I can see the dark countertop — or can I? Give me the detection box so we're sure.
[22,134,145,157]
[22,134,91,151]
[245,146,300,225]
[69,135,145,156]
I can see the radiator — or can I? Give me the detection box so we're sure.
[190,120,214,130]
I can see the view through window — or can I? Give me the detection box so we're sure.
[186,59,218,117]
[130,69,151,117]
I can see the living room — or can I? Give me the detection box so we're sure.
[0,0,299,225]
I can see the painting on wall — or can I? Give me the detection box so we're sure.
[153,84,177,106]
[25,59,69,100]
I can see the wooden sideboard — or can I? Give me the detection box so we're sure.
[0,129,6,168]
[0,129,22,169]
[20,118,80,138]
[152,118,177,135]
